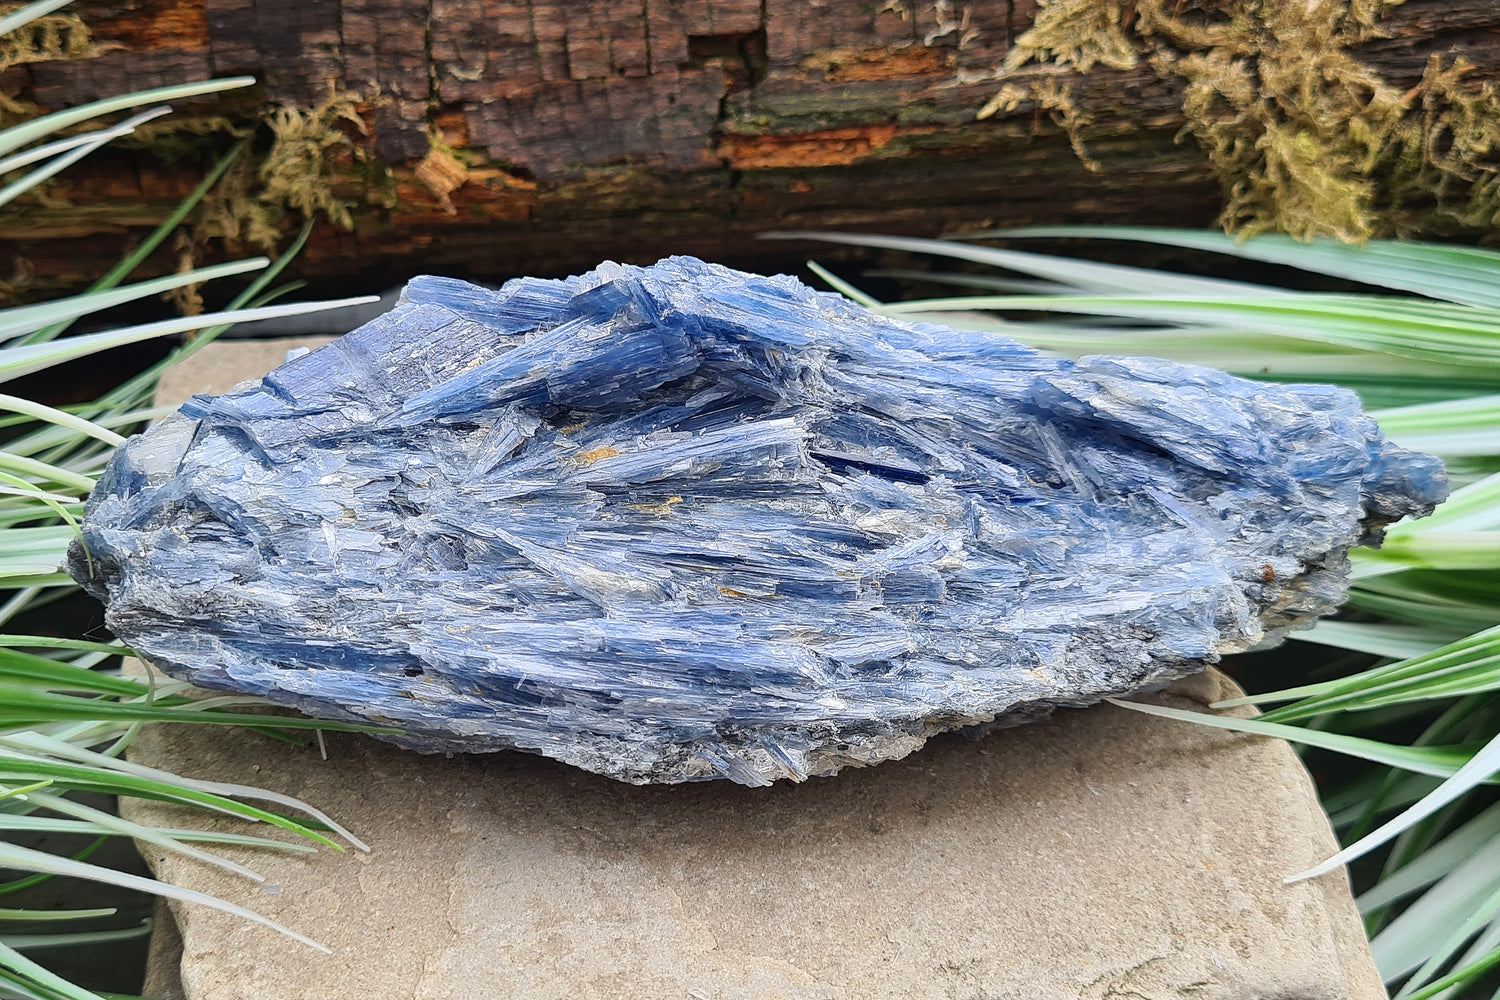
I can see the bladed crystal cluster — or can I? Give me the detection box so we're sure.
[71,257,1447,785]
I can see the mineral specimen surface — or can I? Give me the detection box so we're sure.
[72,258,1447,785]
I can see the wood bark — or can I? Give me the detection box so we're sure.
[4,0,1500,297]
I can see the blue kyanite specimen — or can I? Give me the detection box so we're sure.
[71,257,1447,785]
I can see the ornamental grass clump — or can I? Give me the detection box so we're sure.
[0,2,382,996]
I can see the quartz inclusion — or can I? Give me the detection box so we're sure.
[72,257,1447,786]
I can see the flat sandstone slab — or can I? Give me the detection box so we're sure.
[128,341,1384,999]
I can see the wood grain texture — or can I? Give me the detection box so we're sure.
[7,0,1498,295]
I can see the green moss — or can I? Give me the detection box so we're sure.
[124,115,252,164]
[1379,55,1500,235]
[258,94,366,227]
[1002,0,1137,73]
[350,143,399,212]
[0,2,377,250]
[0,0,391,253]
[978,79,1100,172]
[0,2,96,121]
[994,0,1500,240]
[201,91,368,249]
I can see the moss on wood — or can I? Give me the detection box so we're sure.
[998,0,1500,240]
[142,91,374,250]
[0,2,95,120]
[978,78,1101,172]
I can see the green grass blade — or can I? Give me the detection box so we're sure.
[0,638,128,658]
[0,779,54,800]
[1326,773,1439,828]
[1353,533,1500,577]
[1370,834,1500,982]
[983,226,1500,308]
[1437,926,1500,1000]
[0,844,328,952]
[1348,573,1500,632]
[0,113,163,178]
[19,788,266,881]
[3,924,150,952]
[861,267,1067,295]
[0,296,378,384]
[1372,395,1500,458]
[1401,946,1500,1000]
[3,407,169,459]
[878,294,1500,366]
[0,753,340,849]
[1358,803,1500,912]
[1293,621,1457,660]
[0,396,123,448]
[0,966,89,1000]
[1395,880,1500,996]
[0,454,93,492]
[0,683,395,736]
[0,0,73,37]
[0,816,315,853]
[765,231,1281,295]
[8,732,371,852]
[805,261,882,307]
[1219,626,1500,717]
[0,836,107,899]
[26,138,250,346]
[0,78,254,160]
[0,649,154,697]
[0,109,169,212]
[1105,699,1477,778]
[1290,729,1500,884]
[0,909,115,923]
[0,939,103,1000]
[0,260,267,344]
[75,220,326,420]
[0,574,74,590]
[1396,472,1500,533]
[0,484,83,506]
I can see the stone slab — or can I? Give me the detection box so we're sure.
[156,337,338,403]
[125,339,1387,1000]
[141,898,185,1000]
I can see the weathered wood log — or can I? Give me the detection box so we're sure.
[4,0,1500,298]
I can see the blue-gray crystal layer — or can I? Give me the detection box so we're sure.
[71,257,1448,785]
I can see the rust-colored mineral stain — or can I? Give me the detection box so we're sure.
[431,112,471,148]
[804,46,950,82]
[93,0,208,49]
[629,495,683,516]
[717,125,902,170]
[717,586,759,598]
[386,157,538,225]
[577,446,622,466]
